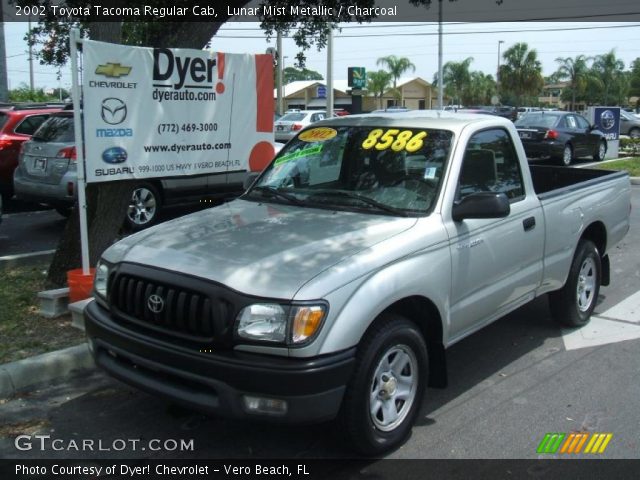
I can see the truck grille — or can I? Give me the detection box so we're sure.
[109,273,232,342]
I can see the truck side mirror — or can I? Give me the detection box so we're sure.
[243,172,260,191]
[452,192,510,222]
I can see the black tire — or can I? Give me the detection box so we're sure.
[549,240,601,327]
[557,143,573,166]
[629,128,640,139]
[125,183,162,231]
[54,206,73,218]
[593,140,607,162]
[340,314,428,456]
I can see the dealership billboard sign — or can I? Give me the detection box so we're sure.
[82,39,274,183]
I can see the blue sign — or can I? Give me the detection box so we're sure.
[594,107,621,141]
[317,85,326,99]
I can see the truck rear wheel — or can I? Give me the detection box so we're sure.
[549,240,601,327]
[340,314,428,455]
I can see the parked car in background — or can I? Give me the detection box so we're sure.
[619,110,640,138]
[517,107,542,120]
[14,111,284,230]
[333,109,350,117]
[453,107,498,116]
[492,105,518,122]
[0,104,63,202]
[515,111,607,165]
[369,107,411,114]
[274,110,329,142]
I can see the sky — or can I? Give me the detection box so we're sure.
[3,20,640,92]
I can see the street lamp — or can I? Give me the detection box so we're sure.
[496,40,505,102]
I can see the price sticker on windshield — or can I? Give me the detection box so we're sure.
[298,127,337,142]
[361,129,427,153]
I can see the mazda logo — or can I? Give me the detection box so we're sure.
[147,294,164,313]
[101,98,127,125]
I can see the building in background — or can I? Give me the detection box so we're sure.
[274,77,436,113]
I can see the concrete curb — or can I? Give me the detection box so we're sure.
[0,343,94,399]
[0,249,55,270]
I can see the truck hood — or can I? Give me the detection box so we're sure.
[103,199,417,299]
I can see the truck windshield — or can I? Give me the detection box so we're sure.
[246,125,453,216]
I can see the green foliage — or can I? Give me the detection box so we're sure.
[376,55,416,104]
[283,67,323,84]
[554,55,591,111]
[597,158,640,176]
[8,83,56,102]
[589,50,628,105]
[366,70,393,109]
[21,0,378,68]
[630,58,640,102]
[619,137,640,156]
[499,42,544,107]
[438,57,472,106]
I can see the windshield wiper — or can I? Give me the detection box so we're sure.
[308,190,407,216]
[248,186,306,206]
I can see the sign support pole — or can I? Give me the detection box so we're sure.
[69,29,91,274]
[326,28,333,117]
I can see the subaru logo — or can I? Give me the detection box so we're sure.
[101,98,127,125]
[147,294,164,313]
[102,147,128,164]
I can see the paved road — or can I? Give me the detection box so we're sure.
[0,186,638,461]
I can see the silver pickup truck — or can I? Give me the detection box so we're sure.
[85,112,631,455]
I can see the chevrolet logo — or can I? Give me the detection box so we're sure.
[95,63,132,78]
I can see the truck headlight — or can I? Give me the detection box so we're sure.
[237,304,287,343]
[236,303,327,345]
[94,261,110,299]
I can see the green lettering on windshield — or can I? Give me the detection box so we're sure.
[274,144,323,166]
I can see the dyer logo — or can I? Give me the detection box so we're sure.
[102,147,128,164]
[101,98,127,125]
[537,432,613,454]
[95,63,132,78]
[153,48,223,90]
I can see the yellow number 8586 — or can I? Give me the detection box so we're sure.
[361,129,427,153]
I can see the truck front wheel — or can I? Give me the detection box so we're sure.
[340,314,428,455]
[549,240,601,327]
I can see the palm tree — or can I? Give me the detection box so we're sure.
[366,70,393,109]
[463,72,496,106]
[436,57,473,106]
[554,55,591,111]
[499,43,544,107]
[376,55,416,106]
[591,50,626,105]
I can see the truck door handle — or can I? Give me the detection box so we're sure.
[523,217,536,231]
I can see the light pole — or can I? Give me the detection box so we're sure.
[496,40,504,102]
[437,0,443,109]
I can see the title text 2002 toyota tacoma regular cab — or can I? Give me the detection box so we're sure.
[85,112,631,455]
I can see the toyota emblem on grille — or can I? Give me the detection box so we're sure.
[147,294,164,313]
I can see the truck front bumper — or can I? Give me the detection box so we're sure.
[85,300,355,423]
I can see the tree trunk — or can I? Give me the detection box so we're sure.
[47,22,225,287]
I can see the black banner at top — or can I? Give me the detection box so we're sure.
[3,0,640,22]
